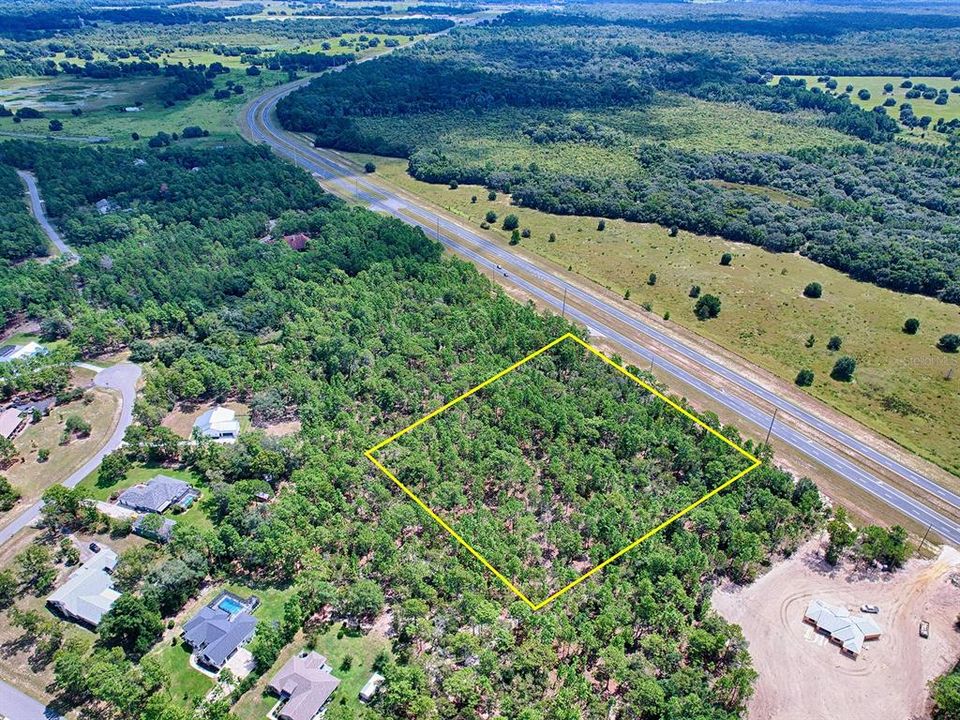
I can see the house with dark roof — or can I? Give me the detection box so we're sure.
[47,547,121,627]
[117,475,198,514]
[267,651,340,720]
[182,606,257,671]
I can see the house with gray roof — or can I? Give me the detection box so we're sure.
[804,599,882,657]
[182,605,257,671]
[47,547,120,627]
[117,475,198,514]
[267,651,340,720]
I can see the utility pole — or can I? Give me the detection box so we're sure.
[764,407,779,446]
[918,523,933,556]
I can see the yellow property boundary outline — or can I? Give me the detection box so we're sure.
[365,332,761,611]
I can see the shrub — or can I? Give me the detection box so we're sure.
[668,225,678,237]
[37,448,50,463]
[471,195,477,203]
[831,356,857,381]
[487,191,496,201]
[509,229,520,246]
[647,273,657,286]
[939,334,960,353]
[64,415,91,438]
[624,289,631,300]
[364,162,376,173]
[49,119,63,132]
[689,285,701,298]
[903,318,920,334]
[548,232,556,243]
[597,219,606,231]
[827,336,842,351]
[805,334,815,348]
[521,228,531,238]
[720,252,732,266]
[485,210,497,223]
[694,294,721,320]
[795,369,815,387]
[803,282,823,298]
[502,214,519,231]
[448,180,458,189]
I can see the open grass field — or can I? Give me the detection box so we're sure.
[351,92,851,177]
[344,152,960,477]
[773,75,960,137]
[233,621,391,720]
[5,388,121,509]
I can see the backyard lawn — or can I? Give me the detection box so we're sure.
[233,622,391,720]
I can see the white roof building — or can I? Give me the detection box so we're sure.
[47,547,121,627]
[804,599,882,657]
[359,672,385,703]
[0,342,48,363]
[194,406,240,443]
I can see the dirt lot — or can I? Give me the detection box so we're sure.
[713,539,960,720]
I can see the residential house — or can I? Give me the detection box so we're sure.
[0,342,48,363]
[117,475,198,514]
[804,599,882,657]
[182,606,257,671]
[193,406,240,443]
[47,547,120,627]
[0,408,25,440]
[267,651,341,720]
[95,199,117,215]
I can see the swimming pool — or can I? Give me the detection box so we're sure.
[218,597,245,615]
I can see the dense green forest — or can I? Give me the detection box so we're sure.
[277,9,960,304]
[0,140,826,719]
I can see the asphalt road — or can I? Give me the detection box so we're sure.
[17,170,79,262]
[244,79,960,546]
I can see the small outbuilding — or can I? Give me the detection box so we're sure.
[359,672,385,703]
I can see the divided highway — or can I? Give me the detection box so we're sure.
[243,80,960,546]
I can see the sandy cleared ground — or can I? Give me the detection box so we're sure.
[713,539,960,720]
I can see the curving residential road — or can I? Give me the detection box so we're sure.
[0,362,140,546]
[17,170,79,262]
[244,78,960,546]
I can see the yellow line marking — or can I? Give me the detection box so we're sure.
[365,332,760,610]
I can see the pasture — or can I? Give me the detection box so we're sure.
[774,75,960,136]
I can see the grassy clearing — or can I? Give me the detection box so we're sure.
[233,622,391,720]
[6,389,121,505]
[773,75,959,137]
[345,152,960,476]
[352,92,849,176]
